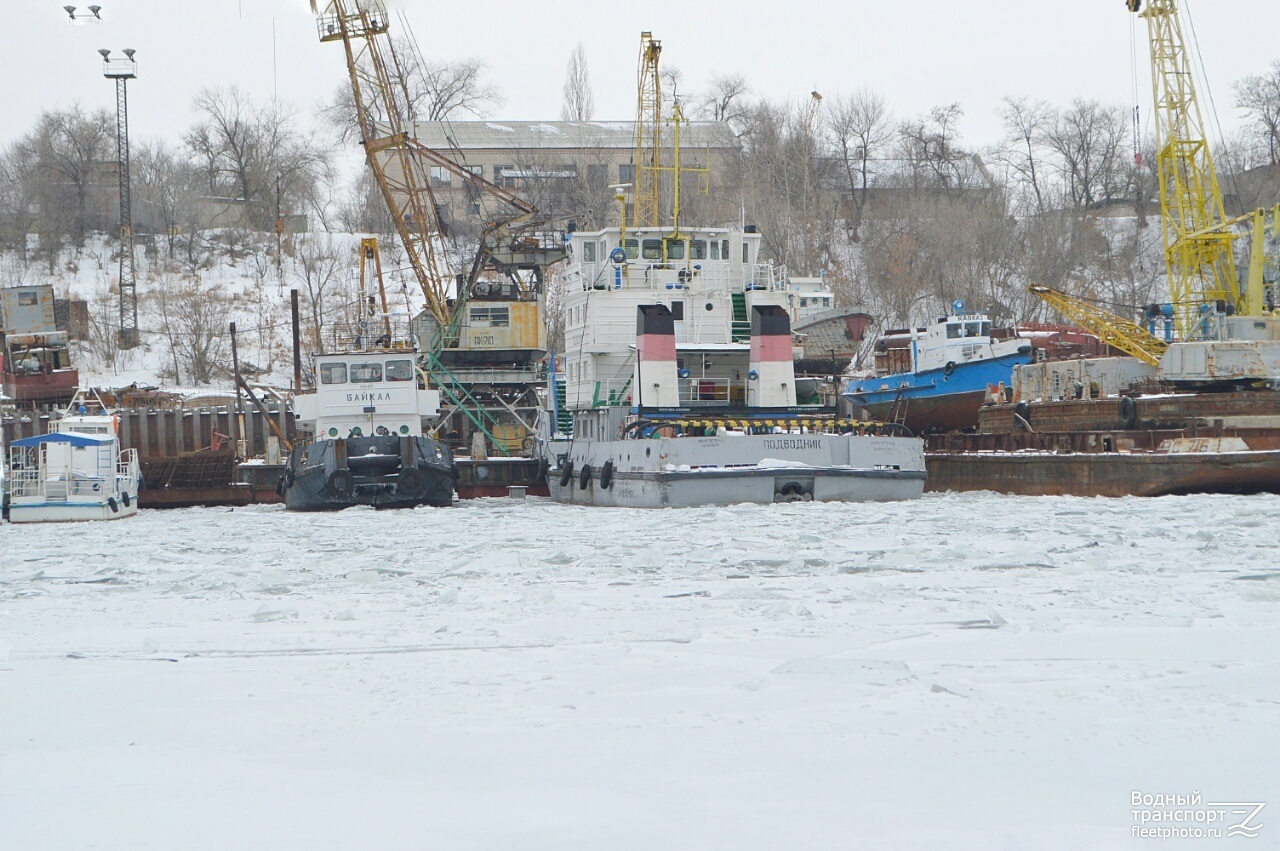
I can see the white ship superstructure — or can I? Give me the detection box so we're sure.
[543,224,926,507]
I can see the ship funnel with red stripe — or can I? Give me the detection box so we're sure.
[634,304,679,409]
[748,304,796,407]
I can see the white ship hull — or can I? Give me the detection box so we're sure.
[9,497,139,524]
[547,433,925,508]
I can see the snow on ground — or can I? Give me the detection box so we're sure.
[2,492,1278,849]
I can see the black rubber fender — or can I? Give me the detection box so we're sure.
[558,460,574,488]
[943,361,956,377]
[327,469,354,496]
[1119,396,1138,428]
[600,460,614,490]
[107,496,119,513]
[536,457,550,484]
[579,463,592,490]
[121,491,131,508]
[397,466,423,494]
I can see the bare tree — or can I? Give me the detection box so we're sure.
[661,65,686,107]
[825,88,893,240]
[151,273,234,384]
[1235,60,1280,166]
[1041,99,1131,211]
[695,73,750,126]
[560,43,595,121]
[995,96,1052,214]
[895,103,968,190]
[185,86,332,230]
[292,235,353,349]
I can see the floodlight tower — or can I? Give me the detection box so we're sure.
[64,5,102,24]
[101,48,139,348]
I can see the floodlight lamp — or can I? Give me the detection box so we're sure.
[65,5,76,15]
[88,4,101,15]
[123,48,136,59]
[98,48,111,59]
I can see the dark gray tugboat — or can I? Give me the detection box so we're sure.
[281,323,455,511]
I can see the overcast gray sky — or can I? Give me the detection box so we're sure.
[9,0,1277,152]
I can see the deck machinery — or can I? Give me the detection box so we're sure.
[312,0,565,455]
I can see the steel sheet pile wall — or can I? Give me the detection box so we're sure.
[2,407,296,460]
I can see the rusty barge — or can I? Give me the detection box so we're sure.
[926,391,1280,497]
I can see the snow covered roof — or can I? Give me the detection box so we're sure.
[411,120,739,152]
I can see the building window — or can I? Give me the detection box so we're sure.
[587,164,608,187]
[429,166,452,185]
[618,164,633,183]
[18,290,37,306]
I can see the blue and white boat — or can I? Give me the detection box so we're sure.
[5,411,141,523]
[844,303,1034,433]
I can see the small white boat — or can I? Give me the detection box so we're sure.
[6,412,141,523]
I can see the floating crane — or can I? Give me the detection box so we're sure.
[1128,0,1279,339]
[313,0,566,453]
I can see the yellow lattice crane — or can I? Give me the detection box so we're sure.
[1028,285,1169,366]
[634,32,663,228]
[1129,0,1279,338]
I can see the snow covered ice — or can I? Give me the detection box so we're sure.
[2,493,1278,849]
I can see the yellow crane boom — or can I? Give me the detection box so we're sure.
[1029,285,1169,366]
[1130,0,1239,338]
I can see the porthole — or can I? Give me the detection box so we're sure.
[705,302,714,311]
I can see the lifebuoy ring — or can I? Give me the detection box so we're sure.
[558,461,574,488]
[1119,396,1137,428]
[107,496,119,513]
[579,463,593,490]
[943,361,957,376]
[600,460,614,490]
[397,466,423,494]
[327,469,354,495]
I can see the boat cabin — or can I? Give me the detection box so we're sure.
[294,349,440,440]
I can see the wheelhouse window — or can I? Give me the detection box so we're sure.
[319,362,347,384]
[964,322,983,338]
[470,306,510,327]
[664,239,685,260]
[349,361,383,383]
[690,240,707,260]
[710,240,721,260]
[385,360,414,381]
[946,324,961,339]
[641,239,662,260]
[622,238,639,259]
[582,241,596,262]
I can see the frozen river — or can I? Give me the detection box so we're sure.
[2,493,1277,849]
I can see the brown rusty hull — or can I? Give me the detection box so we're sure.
[138,485,255,509]
[3,370,79,406]
[926,450,1280,497]
[455,458,548,499]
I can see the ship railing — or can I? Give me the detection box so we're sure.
[578,261,786,293]
[327,319,416,354]
[678,377,736,407]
